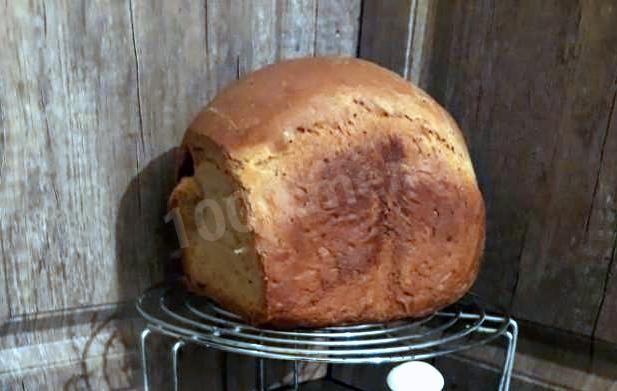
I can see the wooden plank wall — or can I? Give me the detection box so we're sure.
[2,0,617,390]
[425,0,617,342]
[0,0,360,389]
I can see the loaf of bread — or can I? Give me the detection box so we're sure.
[169,57,485,328]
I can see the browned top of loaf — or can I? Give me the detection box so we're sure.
[185,57,467,157]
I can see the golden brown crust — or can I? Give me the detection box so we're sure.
[173,57,485,328]
[186,57,411,153]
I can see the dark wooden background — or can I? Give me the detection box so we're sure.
[1,0,616,390]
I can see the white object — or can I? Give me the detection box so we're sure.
[387,361,445,391]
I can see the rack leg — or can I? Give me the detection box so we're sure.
[256,358,267,391]
[139,329,152,391]
[171,340,186,391]
[498,320,518,391]
[293,361,300,390]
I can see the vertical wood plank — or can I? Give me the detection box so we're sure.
[0,0,147,388]
[0,223,8,321]
[0,0,141,315]
[0,6,8,319]
[205,0,279,88]
[510,0,617,334]
[204,0,275,88]
[315,0,361,56]
[205,1,242,92]
[359,0,414,75]
[242,0,278,73]
[426,0,617,337]
[593,77,617,343]
[278,0,361,60]
[277,0,317,59]
[0,42,8,322]
[358,0,435,85]
[407,0,437,87]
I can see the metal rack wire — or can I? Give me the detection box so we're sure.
[137,282,518,391]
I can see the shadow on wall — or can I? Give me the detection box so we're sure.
[57,150,183,390]
[113,148,183,389]
[116,148,183,295]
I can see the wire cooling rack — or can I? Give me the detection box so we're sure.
[137,282,518,391]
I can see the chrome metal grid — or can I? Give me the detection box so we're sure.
[137,282,518,390]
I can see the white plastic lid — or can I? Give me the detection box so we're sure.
[387,361,445,391]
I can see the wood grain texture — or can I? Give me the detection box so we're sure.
[0,0,141,315]
[277,0,318,59]
[454,321,617,390]
[0,303,135,355]
[0,2,149,387]
[0,230,8,322]
[0,26,7,320]
[1,352,138,390]
[0,304,138,390]
[314,0,361,56]
[277,0,361,59]
[359,0,414,76]
[589,69,617,342]
[239,1,278,76]
[424,0,617,337]
[508,0,617,336]
[205,1,277,89]
[206,0,361,78]
[408,0,437,87]
[359,0,435,86]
